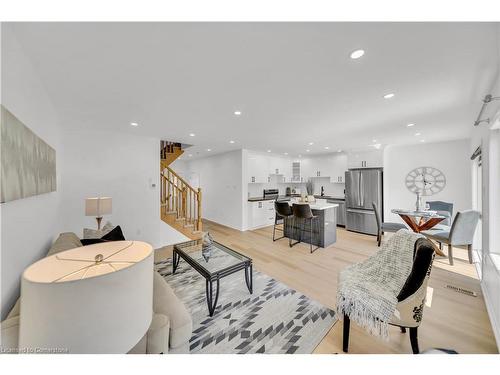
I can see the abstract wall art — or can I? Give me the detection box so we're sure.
[1,105,56,203]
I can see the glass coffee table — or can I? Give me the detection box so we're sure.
[173,239,253,316]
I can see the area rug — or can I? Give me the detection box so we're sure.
[155,258,337,354]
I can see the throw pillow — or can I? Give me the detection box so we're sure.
[81,226,125,246]
[101,225,125,241]
[83,221,115,239]
[81,238,108,246]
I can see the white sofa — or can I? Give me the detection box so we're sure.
[0,232,192,354]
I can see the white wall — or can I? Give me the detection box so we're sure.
[181,150,244,231]
[1,25,63,319]
[471,25,500,348]
[59,129,187,249]
[383,139,472,223]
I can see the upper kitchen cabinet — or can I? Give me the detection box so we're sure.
[277,157,292,181]
[329,153,348,182]
[347,149,383,169]
[304,153,348,181]
[299,158,314,181]
[248,152,269,183]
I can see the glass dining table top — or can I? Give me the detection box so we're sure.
[391,209,446,218]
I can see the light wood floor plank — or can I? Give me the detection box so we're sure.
[155,220,498,354]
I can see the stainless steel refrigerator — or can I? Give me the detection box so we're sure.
[345,168,383,235]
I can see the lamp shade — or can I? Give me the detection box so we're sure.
[19,241,153,354]
[85,197,112,216]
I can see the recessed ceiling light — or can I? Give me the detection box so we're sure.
[234,111,242,116]
[350,49,365,59]
[324,146,329,150]
[284,152,288,155]
[189,133,195,137]
[306,149,310,152]
[207,149,211,152]
[130,122,139,127]
[337,149,342,153]
[415,132,421,136]
[308,142,314,145]
[229,140,235,144]
[267,150,271,153]
[420,139,425,143]
[383,93,395,99]
[407,123,415,127]
[188,154,193,157]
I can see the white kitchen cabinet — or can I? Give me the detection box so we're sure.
[278,158,292,181]
[303,154,347,182]
[248,153,269,183]
[247,200,276,229]
[330,154,348,183]
[347,149,383,169]
[299,158,314,180]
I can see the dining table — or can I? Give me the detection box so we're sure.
[391,209,447,256]
[391,209,446,233]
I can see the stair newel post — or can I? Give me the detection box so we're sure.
[197,187,202,231]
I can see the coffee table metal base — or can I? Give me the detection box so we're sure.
[172,249,253,317]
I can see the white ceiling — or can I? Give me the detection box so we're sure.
[5,22,500,159]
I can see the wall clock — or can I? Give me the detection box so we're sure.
[405,166,446,196]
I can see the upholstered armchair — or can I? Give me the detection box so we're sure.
[342,237,436,354]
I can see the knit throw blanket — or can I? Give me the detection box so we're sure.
[336,229,423,339]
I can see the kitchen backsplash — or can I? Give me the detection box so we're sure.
[248,178,344,198]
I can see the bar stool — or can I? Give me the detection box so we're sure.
[291,203,321,253]
[273,201,294,243]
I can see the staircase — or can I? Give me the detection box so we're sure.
[160,141,202,239]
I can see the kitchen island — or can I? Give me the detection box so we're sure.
[284,201,338,248]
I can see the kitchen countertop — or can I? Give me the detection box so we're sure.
[290,202,338,210]
[248,194,345,202]
[247,195,289,202]
[314,195,345,201]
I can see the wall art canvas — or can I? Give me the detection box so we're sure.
[1,105,56,203]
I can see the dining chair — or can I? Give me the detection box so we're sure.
[427,201,453,227]
[372,202,407,246]
[421,210,480,265]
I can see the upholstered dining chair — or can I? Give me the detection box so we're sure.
[342,237,437,354]
[427,200,453,227]
[372,202,407,246]
[421,210,480,266]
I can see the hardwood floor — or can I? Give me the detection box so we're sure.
[155,220,498,354]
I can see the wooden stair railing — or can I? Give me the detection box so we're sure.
[160,140,184,169]
[160,166,202,233]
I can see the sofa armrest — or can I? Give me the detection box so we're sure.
[128,313,170,354]
[1,316,20,352]
[146,313,170,354]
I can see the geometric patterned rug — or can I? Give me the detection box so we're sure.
[155,257,337,354]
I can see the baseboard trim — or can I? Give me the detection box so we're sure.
[480,278,500,351]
